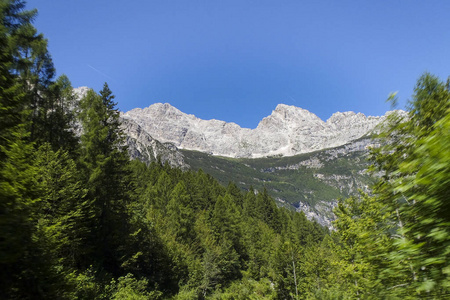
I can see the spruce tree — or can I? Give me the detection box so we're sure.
[166,181,195,243]
[78,84,132,276]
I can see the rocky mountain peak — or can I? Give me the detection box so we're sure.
[327,111,357,121]
[257,104,325,132]
[121,102,400,158]
[274,103,320,118]
[274,104,323,123]
[74,87,400,158]
[129,103,193,122]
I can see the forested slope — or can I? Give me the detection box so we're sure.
[182,137,375,227]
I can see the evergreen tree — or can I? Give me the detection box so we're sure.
[226,181,244,207]
[166,181,195,243]
[243,186,258,218]
[4,0,55,142]
[242,218,276,279]
[0,129,41,298]
[333,193,391,298]
[78,84,132,276]
[35,144,87,269]
[0,1,45,297]
[255,187,281,232]
[329,73,450,298]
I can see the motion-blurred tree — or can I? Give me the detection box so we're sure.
[333,73,450,298]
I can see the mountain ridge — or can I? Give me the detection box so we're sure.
[122,101,403,158]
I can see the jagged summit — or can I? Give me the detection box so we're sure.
[274,103,323,118]
[74,86,399,158]
[257,104,325,132]
[122,102,401,158]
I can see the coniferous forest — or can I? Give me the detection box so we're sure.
[1,1,450,299]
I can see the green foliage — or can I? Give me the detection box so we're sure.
[0,2,52,297]
[36,75,80,153]
[126,159,328,299]
[109,274,162,300]
[329,73,450,299]
[371,73,450,296]
[208,274,277,299]
[255,188,282,232]
[0,130,43,298]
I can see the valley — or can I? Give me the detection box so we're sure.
[118,99,385,227]
[182,138,374,227]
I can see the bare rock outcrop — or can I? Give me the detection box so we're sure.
[122,102,403,158]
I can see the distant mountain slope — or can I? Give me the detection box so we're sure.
[122,102,401,158]
[181,137,376,228]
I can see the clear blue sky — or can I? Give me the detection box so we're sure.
[32,0,450,129]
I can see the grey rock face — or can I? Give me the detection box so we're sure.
[122,102,403,158]
[297,201,338,229]
[120,118,188,169]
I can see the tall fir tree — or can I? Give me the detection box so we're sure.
[78,83,133,276]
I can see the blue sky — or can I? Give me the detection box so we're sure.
[32,0,450,129]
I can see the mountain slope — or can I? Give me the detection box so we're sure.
[181,137,376,227]
[122,102,397,158]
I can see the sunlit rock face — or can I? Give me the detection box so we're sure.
[122,102,403,158]
[120,118,188,169]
